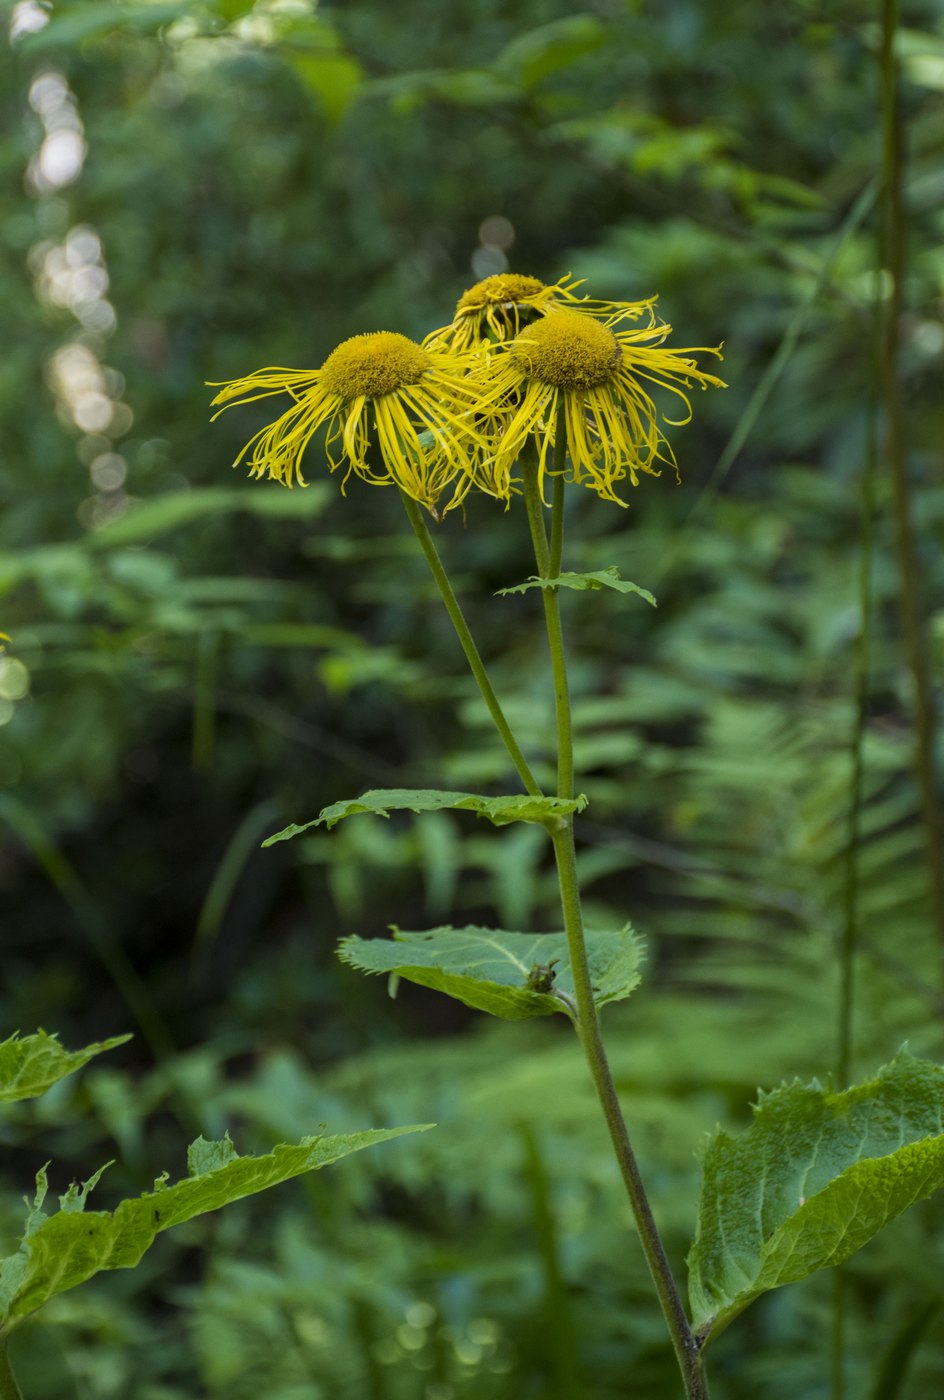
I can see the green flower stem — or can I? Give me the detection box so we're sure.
[400,491,543,798]
[523,459,708,1400]
[0,1340,23,1400]
[521,462,574,800]
[548,416,567,577]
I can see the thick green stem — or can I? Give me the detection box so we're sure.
[524,458,708,1399]
[400,492,543,798]
[0,1339,23,1400]
[880,0,944,969]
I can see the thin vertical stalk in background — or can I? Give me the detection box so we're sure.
[832,1269,847,1400]
[832,385,877,1400]
[880,0,944,967]
[831,17,938,1389]
[656,179,878,583]
[520,1121,584,1400]
[522,456,709,1400]
[400,492,543,798]
[0,1340,22,1400]
[837,337,878,1093]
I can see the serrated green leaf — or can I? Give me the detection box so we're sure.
[0,1125,430,1330]
[497,567,656,607]
[337,924,641,1020]
[187,1134,240,1176]
[264,789,587,845]
[0,1031,131,1104]
[688,1054,944,1343]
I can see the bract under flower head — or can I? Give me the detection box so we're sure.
[464,307,725,506]
[209,332,490,516]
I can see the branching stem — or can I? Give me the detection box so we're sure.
[404,450,708,1395]
[401,492,543,798]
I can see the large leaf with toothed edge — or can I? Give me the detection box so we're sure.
[497,567,656,606]
[0,1126,431,1330]
[264,788,587,845]
[0,1031,131,1104]
[338,924,642,1019]
[688,1054,944,1344]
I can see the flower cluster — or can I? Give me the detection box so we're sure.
[210,273,725,516]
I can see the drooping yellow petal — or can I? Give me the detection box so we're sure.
[429,272,659,350]
[459,307,725,505]
[210,333,491,513]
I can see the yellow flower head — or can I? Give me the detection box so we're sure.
[465,306,725,505]
[430,272,656,351]
[210,331,489,515]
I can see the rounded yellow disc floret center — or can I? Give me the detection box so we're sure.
[320,332,430,402]
[456,273,547,315]
[511,309,622,390]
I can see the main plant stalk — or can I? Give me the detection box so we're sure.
[523,451,709,1400]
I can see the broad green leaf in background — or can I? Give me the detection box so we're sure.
[0,1126,430,1331]
[497,567,657,606]
[0,1031,131,1105]
[264,789,588,845]
[688,1054,944,1343]
[495,15,605,88]
[365,68,519,113]
[337,924,642,1019]
[276,14,363,123]
[87,484,332,549]
[19,2,190,51]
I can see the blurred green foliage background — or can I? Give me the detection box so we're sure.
[1,0,943,1395]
